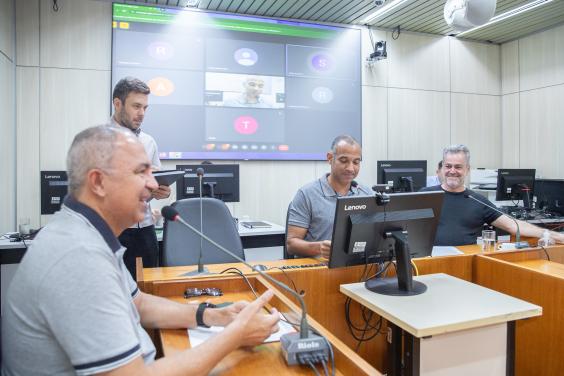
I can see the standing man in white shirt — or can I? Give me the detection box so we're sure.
[105,77,171,280]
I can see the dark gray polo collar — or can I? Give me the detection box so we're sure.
[62,196,122,253]
[319,173,359,197]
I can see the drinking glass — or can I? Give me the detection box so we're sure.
[482,230,496,252]
[19,218,30,236]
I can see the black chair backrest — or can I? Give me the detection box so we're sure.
[283,201,295,259]
[162,198,244,267]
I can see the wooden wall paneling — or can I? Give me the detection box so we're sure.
[501,40,519,95]
[519,84,564,178]
[39,0,112,70]
[387,88,450,174]
[0,54,15,234]
[450,39,501,95]
[450,93,501,169]
[357,86,387,187]
[475,255,564,376]
[387,32,450,92]
[232,160,316,225]
[16,67,40,230]
[15,0,39,67]
[0,0,14,61]
[479,249,542,263]
[361,27,387,88]
[501,93,520,168]
[39,68,111,170]
[519,24,564,92]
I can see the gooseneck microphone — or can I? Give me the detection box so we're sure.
[351,180,369,195]
[184,168,210,276]
[161,206,327,365]
[465,194,521,243]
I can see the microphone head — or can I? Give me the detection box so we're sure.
[351,180,359,188]
[196,168,204,177]
[162,206,179,221]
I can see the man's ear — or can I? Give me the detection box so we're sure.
[113,97,122,110]
[86,169,108,198]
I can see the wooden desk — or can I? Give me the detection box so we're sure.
[139,245,564,376]
[142,272,381,376]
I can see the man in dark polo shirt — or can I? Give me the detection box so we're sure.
[2,125,280,376]
[420,145,564,246]
[287,135,371,258]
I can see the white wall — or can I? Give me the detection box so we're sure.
[501,25,564,178]
[13,0,503,229]
[0,0,15,235]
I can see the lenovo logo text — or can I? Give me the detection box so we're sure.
[345,205,367,211]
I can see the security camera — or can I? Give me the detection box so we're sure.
[374,0,386,6]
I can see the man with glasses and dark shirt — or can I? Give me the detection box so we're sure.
[2,125,280,376]
[420,145,564,246]
[287,135,371,259]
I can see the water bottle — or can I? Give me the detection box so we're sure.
[538,229,555,247]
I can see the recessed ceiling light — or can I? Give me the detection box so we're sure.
[362,0,410,24]
[457,0,553,36]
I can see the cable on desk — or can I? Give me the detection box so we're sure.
[534,245,551,261]
[269,267,299,294]
[411,260,419,276]
[219,267,271,314]
[307,361,322,376]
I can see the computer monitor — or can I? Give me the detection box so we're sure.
[534,179,564,215]
[41,171,68,214]
[376,160,427,192]
[328,191,444,296]
[176,164,240,203]
[496,169,536,208]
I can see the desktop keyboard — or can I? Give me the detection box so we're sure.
[281,263,327,269]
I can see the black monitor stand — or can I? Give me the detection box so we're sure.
[401,176,414,192]
[365,230,427,296]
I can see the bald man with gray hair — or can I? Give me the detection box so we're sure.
[287,135,371,258]
[2,125,280,376]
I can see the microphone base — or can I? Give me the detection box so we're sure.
[280,332,329,366]
[179,267,213,277]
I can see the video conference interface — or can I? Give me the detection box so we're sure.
[111,4,361,160]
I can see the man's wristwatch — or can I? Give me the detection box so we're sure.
[196,302,217,328]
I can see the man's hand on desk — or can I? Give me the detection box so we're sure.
[231,289,280,348]
[318,240,331,260]
[151,185,171,199]
[203,300,249,327]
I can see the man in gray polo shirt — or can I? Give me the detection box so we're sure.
[2,125,280,376]
[105,77,171,280]
[287,135,371,258]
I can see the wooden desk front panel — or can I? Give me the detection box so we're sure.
[475,255,564,376]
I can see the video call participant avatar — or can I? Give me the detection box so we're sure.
[2,125,280,376]
[105,77,171,280]
[223,75,274,108]
[287,135,372,258]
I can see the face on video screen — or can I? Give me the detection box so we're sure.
[111,4,361,160]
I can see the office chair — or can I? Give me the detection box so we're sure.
[162,198,244,267]
[284,202,295,259]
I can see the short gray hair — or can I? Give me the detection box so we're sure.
[66,125,133,197]
[112,77,150,105]
[442,144,470,167]
[330,135,360,156]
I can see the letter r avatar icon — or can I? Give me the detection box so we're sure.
[234,116,258,134]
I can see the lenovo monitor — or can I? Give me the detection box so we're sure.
[534,179,564,215]
[176,164,240,203]
[496,169,536,208]
[376,160,427,193]
[328,191,444,296]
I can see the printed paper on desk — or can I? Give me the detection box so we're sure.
[188,319,296,348]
